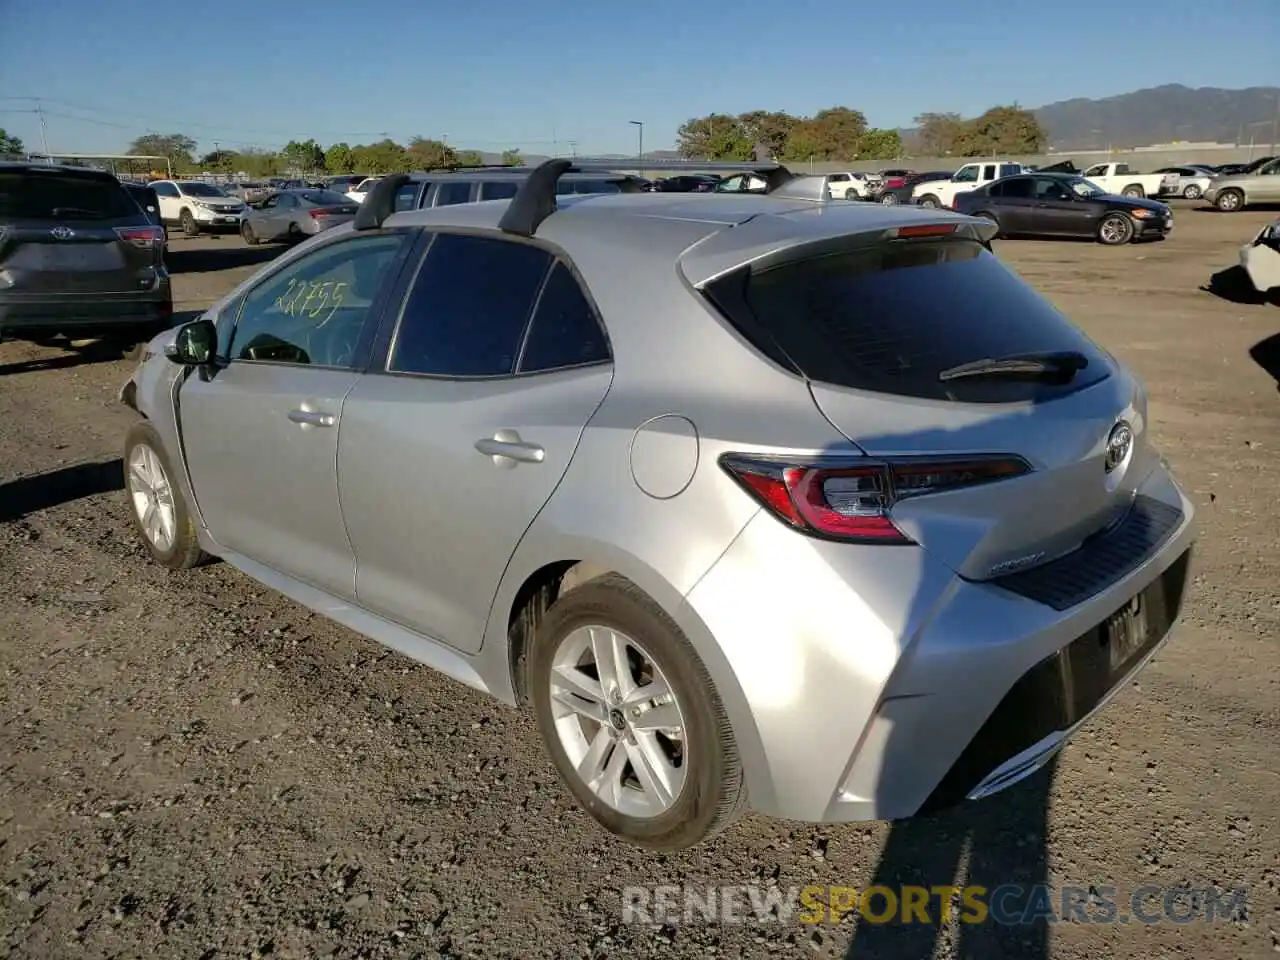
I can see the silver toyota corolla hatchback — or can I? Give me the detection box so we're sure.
[120,160,1196,850]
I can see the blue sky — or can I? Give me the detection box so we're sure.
[1,0,1277,157]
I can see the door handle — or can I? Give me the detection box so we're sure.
[288,409,336,428]
[475,429,545,466]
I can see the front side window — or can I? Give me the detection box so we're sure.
[389,233,552,377]
[227,234,407,368]
[434,181,473,206]
[953,166,978,183]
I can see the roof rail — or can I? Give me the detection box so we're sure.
[497,158,795,238]
[353,173,412,231]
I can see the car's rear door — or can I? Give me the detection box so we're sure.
[177,229,417,599]
[0,168,158,299]
[338,231,613,653]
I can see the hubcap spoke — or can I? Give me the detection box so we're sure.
[577,726,613,784]
[626,734,677,808]
[629,697,682,733]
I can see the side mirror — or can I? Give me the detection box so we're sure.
[164,318,217,366]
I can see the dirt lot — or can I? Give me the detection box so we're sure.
[2,208,1278,960]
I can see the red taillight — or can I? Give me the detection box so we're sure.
[719,454,1030,544]
[115,225,165,249]
[895,223,958,239]
[309,208,330,219]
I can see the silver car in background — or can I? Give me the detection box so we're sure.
[1203,157,1280,211]
[1153,165,1215,200]
[240,188,359,244]
[118,160,1196,850]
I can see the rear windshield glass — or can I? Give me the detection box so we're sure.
[707,238,1110,403]
[0,172,139,221]
[300,190,352,205]
[556,179,622,195]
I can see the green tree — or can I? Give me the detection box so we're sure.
[353,138,410,174]
[675,114,753,160]
[736,111,798,160]
[455,149,484,167]
[198,149,236,169]
[281,138,325,172]
[0,128,25,155]
[952,105,1046,155]
[405,136,455,170]
[128,133,198,168]
[237,148,281,178]
[325,142,355,173]
[914,112,963,156]
[856,128,902,161]
[501,148,524,166]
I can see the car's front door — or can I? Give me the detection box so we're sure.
[339,232,614,653]
[1251,160,1280,202]
[178,230,415,598]
[255,194,282,237]
[1031,177,1096,235]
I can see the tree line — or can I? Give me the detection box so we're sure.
[677,105,1046,162]
[125,133,524,177]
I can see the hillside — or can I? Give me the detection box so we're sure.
[1034,84,1280,149]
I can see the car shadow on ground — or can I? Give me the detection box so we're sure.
[0,458,124,524]
[0,311,203,375]
[841,761,1056,959]
[166,238,282,275]
[1249,332,1280,390]
[1200,265,1273,306]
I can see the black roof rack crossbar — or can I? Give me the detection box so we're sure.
[497,158,794,238]
[353,173,411,231]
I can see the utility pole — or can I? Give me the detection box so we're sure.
[567,140,578,159]
[35,99,50,157]
[213,140,221,177]
[629,120,644,168]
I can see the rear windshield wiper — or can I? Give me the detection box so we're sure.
[938,351,1089,383]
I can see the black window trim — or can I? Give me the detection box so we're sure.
[372,226,613,382]
[215,226,420,374]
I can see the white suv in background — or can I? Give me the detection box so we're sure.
[150,180,246,236]
[345,177,382,204]
[826,171,881,199]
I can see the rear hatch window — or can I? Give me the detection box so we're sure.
[0,171,138,221]
[705,237,1110,403]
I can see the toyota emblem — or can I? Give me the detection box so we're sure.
[1104,421,1133,474]
[50,226,75,240]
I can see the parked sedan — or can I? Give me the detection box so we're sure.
[953,173,1173,245]
[1152,166,1214,200]
[240,189,359,244]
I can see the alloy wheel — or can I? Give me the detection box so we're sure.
[127,443,177,552]
[548,625,687,818]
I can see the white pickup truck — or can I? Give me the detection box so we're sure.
[1080,162,1177,199]
[912,160,1025,208]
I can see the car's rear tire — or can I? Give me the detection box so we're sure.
[124,420,209,570]
[918,194,940,208]
[1216,189,1244,212]
[879,192,899,205]
[241,221,259,245]
[1121,185,1145,198]
[1098,213,1135,245]
[528,573,746,850]
[180,209,200,237]
[1183,184,1202,200]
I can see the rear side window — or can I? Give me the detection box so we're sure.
[389,233,552,377]
[0,172,138,220]
[518,263,610,373]
[479,181,520,200]
[707,239,1110,403]
[394,183,422,211]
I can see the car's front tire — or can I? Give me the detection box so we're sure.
[241,220,259,245]
[180,209,200,237]
[528,573,746,850]
[1097,213,1135,245]
[124,420,208,570]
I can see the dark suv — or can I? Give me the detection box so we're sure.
[0,163,172,348]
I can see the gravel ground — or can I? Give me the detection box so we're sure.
[2,209,1278,960]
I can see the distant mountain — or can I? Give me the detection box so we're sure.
[1034,84,1280,149]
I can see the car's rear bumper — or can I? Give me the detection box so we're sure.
[0,284,174,336]
[685,457,1195,822]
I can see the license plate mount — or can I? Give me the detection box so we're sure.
[1104,591,1151,674]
